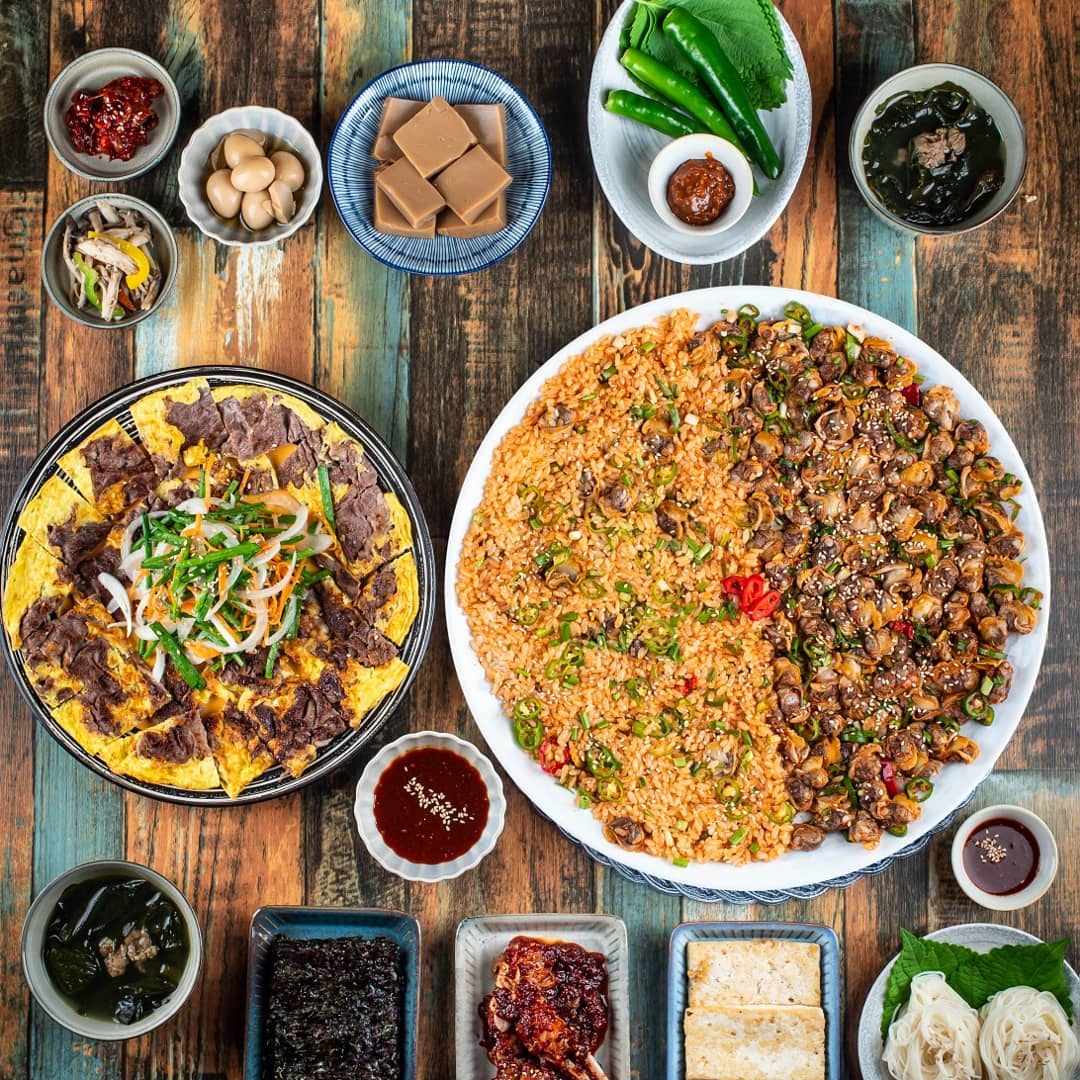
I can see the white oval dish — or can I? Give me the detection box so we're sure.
[647,135,754,237]
[178,106,323,247]
[444,285,1051,901]
[43,48,181,182]
[354,731,506,883]
[849,63,1028,236]
[587,0,811,265]
[857,923,1080,1080]
[22,859,203,1040]
[950,803,1059,911]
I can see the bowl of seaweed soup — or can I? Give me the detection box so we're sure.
[43,874,190,1025]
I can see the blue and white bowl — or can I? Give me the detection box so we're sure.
[328,59,551,276]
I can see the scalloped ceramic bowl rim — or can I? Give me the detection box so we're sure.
[949,803,1059,910]
[647,135,755,236]
[177,105,323,247]
[21,859,202,1040]
[40,192,179,329]
[848,62,1029,236]
[354,731,507,882]
[445,285,1050,899]
[43,47,181,182]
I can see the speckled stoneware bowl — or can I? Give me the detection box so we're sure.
[22,859,202,1041]
[850,63,1028,235]
[178,105,323,246]
[354,731,506,882]
[43,47,180,182]
[41,192,178,329]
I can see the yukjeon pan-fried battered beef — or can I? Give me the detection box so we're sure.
[3,378,421,797]
[265,935,402,1080]
[481,937,611,1080]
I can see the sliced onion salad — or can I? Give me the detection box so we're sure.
[118,479,334,688]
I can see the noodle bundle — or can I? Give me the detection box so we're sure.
[884,972,982,1080]
[979,986,1079,1080]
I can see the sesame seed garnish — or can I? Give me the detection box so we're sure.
[974,833,1008,863]
[403,777,473,832]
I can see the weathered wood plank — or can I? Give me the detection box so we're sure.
[407,2,598,1074]
[0,0,48,182]
[122,2,321,1076]
[914,0,1077,775]
[0,188,43,1080]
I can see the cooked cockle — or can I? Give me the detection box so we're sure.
[724,302,1039,850]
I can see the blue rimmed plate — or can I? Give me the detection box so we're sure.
[328,59,552,276]
[244,906,421,1080]
[668,921,842,1080]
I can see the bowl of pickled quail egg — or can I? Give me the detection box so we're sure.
[178,106,322,246]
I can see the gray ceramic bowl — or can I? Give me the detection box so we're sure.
[849,62,1027,236]
[41,193,178,329]
[44,48,180,182]
[22,859,202,1041]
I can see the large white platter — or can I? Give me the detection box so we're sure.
[445,287,1050,901]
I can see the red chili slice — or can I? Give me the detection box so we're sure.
[677,675,699,696]
[881,760,901,797]
[889,619,915,639]
[746,589,781,621]
[901,384,921,406]
[739,573,766,611]
[721,575,746,598]
[537,738,569,775]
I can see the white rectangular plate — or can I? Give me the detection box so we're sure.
[455,913,631,1080]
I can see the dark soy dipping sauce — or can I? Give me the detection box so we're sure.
[373,747,489,864]
[43,876,189,1024]
[962,817,1040,895]
[862,82,1005,226]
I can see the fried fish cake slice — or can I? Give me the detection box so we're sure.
[2,535,72,649]
[100,707,222,791]
[57,418,157,516]
[204,705,276,798]
[130,377,212,463]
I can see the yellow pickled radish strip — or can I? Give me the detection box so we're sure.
[86,231,151,289]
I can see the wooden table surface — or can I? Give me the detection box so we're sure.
[1,0,1076,1077]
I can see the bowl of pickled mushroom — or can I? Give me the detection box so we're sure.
[178,106,323,246]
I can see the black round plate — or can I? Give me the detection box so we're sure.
[0,366,436,805]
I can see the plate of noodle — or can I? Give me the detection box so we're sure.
[859,923,1080,1080]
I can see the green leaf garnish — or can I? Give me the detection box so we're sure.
[881,929,1073,1041]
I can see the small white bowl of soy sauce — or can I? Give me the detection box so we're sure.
[21,859,202,1039]
[951,804,1059,911]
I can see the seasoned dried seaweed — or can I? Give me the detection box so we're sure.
[265,935,402,1080]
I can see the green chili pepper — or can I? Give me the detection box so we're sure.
[584,741,620,779]
[317,465,336,530]
[620,48,744,148]
[766,802,794,825]
[603,89,706,139]
[660,7,781,179]
[149,622,206,690]
[905,777,934,802]
[886,824,908,837]
[962,691,989,719]
[596,777,624,802]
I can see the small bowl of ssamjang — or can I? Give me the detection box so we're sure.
[44,48,181,183]
[354,731,507,882]
[21,859,202,1040]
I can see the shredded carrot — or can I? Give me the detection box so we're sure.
[239,468,251,494]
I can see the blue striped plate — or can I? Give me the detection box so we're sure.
[244,906,421,1080]
[667,921,841,1080]
[328,59,552,276]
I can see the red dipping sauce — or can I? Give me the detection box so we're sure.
[65,76,163,161]
[962,817,1040,895]
[373,747,489,864]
